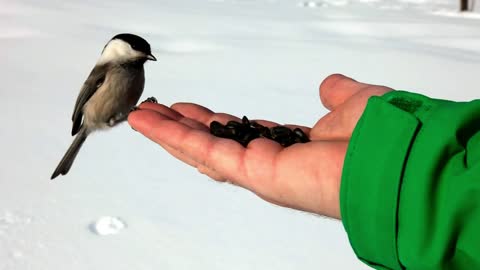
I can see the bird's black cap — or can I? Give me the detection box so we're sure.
[112,33,155,60]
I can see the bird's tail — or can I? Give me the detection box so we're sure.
[51,128,88,179]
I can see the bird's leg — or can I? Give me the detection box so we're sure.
[111,97,158,129]
[108,112,129,127]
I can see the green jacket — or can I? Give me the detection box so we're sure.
[341,91,480,269]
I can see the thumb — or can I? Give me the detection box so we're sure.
[313,79,392,140]
[320,74,369,111]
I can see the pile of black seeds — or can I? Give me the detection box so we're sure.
[209,116,310,147]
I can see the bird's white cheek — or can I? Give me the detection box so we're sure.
[97,39,137,64]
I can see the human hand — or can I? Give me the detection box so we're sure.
[128,74,392,219]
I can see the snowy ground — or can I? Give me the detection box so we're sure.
[1,0,479,269]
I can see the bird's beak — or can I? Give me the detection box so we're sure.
[147,54,157,61]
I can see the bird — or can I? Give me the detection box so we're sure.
[51,33,156,180]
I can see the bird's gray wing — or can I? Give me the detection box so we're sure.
[71,64,108,136]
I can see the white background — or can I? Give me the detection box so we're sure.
[1,0,479,269]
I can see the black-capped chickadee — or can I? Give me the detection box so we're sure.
[51,33,156,180]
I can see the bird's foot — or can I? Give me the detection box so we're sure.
[108,112,128,127]
[130,106,139,112]
[141,96,158,104]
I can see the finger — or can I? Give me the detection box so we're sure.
[129,109,209,139]
[129,109,168,136]
[170,103,312,135]
[145,118,284,190]
[319,74,364,111]
[137,102,184,120]
[178,117,210,132]
[129,109,227,174]
[197,164,227,182]
[162,143,200,168]
[130,110,219,171]
[130,109,310,175]
[163,143,226,181]
[170,103,221,124]
[320,74,391,111]
[171,103,276,127]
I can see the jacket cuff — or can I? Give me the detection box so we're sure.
[340,94,420,269]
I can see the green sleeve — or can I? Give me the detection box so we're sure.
[340,91,480,270]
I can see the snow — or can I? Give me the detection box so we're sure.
[89,216,127,236]
[1,0,479,269]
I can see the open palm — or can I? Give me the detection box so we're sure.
[128,74,391,219]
